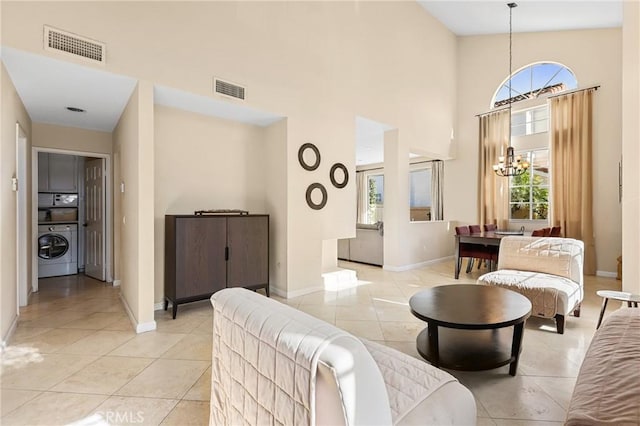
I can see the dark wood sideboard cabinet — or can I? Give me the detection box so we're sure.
[164,214,269,318]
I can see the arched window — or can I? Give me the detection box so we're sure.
[493,62,577,222]
[492,62,577,108]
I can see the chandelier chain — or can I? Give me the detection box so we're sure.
[493,2,529,178]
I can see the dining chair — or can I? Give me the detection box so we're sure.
[455,226,497,273]
[484,224,497,232]
[532,228,552,237]
[455,226,470,235]
[470,225,492,269]
[550,226,562,237]
[455,226,475,273]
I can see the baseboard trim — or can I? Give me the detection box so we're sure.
[1,315,19,351]
[112,279,121,287]
[119,293,156,334]
[383,255,453,272]
[596,270,617,278]
[270,285,324,299]
[136,320,157,334]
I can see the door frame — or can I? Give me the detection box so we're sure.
[31,147,113,293]
[16,123,29,307]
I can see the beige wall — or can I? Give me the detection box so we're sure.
[622,2,640,294]
[32,123,112,154]
[262,119,288,295]
[454,28,623,274]
[1,62,32,342]
[0,2,632,303]
[113,85,139,324]
[153,105,268,303]
[1,1,457,295]
[113,82,155,331]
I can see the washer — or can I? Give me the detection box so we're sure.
[38,224,77,278]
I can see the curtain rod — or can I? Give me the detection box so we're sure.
[411,159,440,165]
[475,85,600,117]
[546,85,600,99]
[356,166,384,173]
[356,159,440,174]
[475,105,510,118]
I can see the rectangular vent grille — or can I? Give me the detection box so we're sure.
[44,26,105,64]
[214,78,246,100]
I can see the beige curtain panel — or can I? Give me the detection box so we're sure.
[355,171,367,224]
[549,89,596,275]
[478,109,510,230]
[431,160,444,221]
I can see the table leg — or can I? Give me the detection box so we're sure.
[427,322,439,367]
[454,239,460,279]
[596,297,609,329]
[509,321,525,376]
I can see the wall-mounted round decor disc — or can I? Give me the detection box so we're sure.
[329,163,349,188]
[298,143,321,171]
[306,183,327,210]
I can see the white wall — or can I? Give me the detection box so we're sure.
[153,105,268,303]
[454,28,622,274]
[1,62,32,343]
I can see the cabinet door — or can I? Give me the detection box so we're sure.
[227,216,268,288]
[175,217,227,298]
[38,152,49,192]
[48,153,77,193]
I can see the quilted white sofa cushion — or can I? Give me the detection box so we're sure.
[210,288,477,426]
[210,288,392,426]
[361,339,476,426]
[478,269,582,317]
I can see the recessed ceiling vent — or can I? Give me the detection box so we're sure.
[44,25,106,65]
[214,78,246,101]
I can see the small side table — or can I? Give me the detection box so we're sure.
[596,290,640,329]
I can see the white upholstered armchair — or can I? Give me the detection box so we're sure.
[478,236,584,334]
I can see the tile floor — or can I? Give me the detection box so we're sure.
[0,260,622,425]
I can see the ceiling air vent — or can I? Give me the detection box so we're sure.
[214,78,246,100]
[44,25,106,65]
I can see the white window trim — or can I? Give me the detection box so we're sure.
[508,148,550,223]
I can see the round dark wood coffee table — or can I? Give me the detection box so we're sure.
[409,284,532,376]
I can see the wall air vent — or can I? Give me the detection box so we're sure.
[44,25,106,65]
[214,78,246,100]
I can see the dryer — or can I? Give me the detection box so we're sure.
[38,224,77,278]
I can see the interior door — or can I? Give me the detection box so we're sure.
[84,158,105,281]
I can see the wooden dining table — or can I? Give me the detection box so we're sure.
[454,231,525,279]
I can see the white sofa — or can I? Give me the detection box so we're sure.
[338,223,383,266]
[478,236,584,334]
[210,288,476,425]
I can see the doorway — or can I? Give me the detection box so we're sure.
[29,147,113,301]
[16,124,29,307]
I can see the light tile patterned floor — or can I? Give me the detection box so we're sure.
[0,260,622,425]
